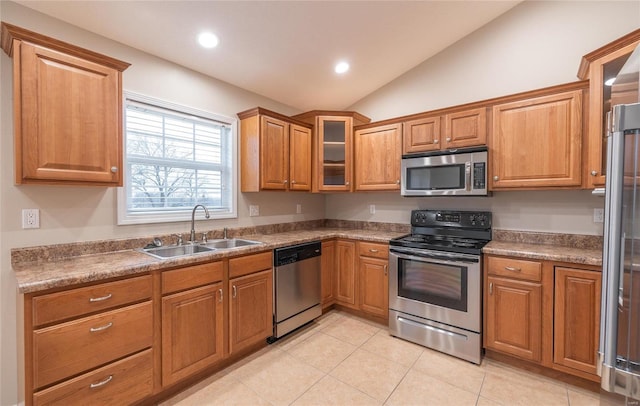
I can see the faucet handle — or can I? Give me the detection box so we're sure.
[201,231,208,243]
[223,227,228,239]
[173,234,183,245]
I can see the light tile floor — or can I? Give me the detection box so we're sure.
[161,310,625,406]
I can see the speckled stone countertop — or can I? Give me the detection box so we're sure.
[12,222,406,294]
[482,229,603,267]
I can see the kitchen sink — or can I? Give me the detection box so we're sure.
[141,244,216,259]
[202,238,263,249]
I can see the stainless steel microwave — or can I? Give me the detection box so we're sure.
[401,147,488,196]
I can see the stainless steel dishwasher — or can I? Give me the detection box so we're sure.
[271,241,322,340]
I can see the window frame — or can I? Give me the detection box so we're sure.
[117,91,238,225]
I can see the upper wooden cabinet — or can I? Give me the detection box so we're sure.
[292,111,371,192]
[490,85,584,190]
[238,108,313,192]
[1,23,130,186]
[402,107,486,155]
[578,29,640,188]
[354,123,402,191]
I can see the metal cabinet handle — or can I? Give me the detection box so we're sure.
[218,288,223,302]
[504,266,521,272]
[345,181,350,186]
[232,285,237,298]
[489,282,493,295]
[284,180,288,184]
[89,293,112,302]
[110,166,118,173]
[591,170,598,176]
[433,139,439,144]
[446,137,451,142]
[493,175,499,181]
[369,249,379,253]
[396,179,400,184]
[90,322,113,332]
[384,265,388,276]
[90,375,113,389]
[291,180,296,184]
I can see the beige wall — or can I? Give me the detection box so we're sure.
[328,0,640,234]
[0,2,325,404]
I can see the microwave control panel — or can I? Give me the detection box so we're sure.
[473,163,486,190]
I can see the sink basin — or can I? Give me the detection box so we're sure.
[141,244,215,259]
[202,238,262,249]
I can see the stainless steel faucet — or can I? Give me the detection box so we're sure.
[190,204,210,243]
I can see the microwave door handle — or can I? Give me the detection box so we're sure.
[465,162,471,191]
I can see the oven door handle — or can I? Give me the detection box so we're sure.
[390,249,479,265]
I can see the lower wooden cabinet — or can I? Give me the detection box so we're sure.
[228,252,273,355]
[321,240,336,309]
[161,284,224,386]
[358,242,389,319]
[484,255,602,381]
[553,266,601,375]
[485,276,542,362]
[161,262,225,386]
[335,240,358,309]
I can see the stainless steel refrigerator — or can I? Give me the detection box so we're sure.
[600,43,640,403]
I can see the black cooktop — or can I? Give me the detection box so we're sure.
[390,209,492,255]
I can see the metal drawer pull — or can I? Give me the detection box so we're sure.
[90,322,113,332]
[489,282,493,295]
[384,265,388,276]
[369,249,379,253]
[90,375,113,389]
[89,293,112,302]
[218,288,223,302]
[504,266,521,272]
[232,285,237,298]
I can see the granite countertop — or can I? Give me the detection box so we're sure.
[12,227,404,294]
[482,230,603,267]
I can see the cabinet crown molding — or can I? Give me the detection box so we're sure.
[1,21,130,71]
[577,28,640,80]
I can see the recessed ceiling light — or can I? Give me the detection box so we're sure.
[198,32,219,49]
[335,61,350,74]
[604,77,616,86]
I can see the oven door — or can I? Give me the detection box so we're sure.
[389,247,481,333]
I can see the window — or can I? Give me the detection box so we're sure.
[118,93,237,224]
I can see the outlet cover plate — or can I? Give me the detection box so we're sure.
[22,209,40,229]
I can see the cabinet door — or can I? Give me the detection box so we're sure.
[491,90,582,189]
[335,240,357,309]
[444,108,487,149]
[403,116,441,154]
[161,283,224,386]
[289,124,312,191]
[260,116,289,190]
[485,276,542,362]
[17,41,122,185]
[358,256,388,319]
[316,116,353,192]
[585,41,639,188]
[229,269,273,355]
[554,267,601,375]
[354,124,402,191]
[321,240,336,308]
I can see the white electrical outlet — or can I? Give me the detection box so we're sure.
[249,205,260,217]
[296,204,302,214]
[22,209,40,229]
[369,204,376,214]
[593,208,604,223]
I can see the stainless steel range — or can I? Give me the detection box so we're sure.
[388,209,492,364]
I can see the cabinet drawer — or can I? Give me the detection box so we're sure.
[487,256,542,282]
[162,261,224,294]
[229,251,272,278]
[32,275,152,327]
[33,301,152,389]
[33,349,153,406]
[358,242,388,259]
